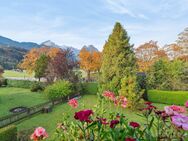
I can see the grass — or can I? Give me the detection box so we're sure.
[0,87,47,117]
[15,94,167,140]
[3,70,33,78]
[148,90,188,105]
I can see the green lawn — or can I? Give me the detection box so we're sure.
[148,90,188,105]
[0,87,47,117]
[3,70,33,78]
[16,94,167,140]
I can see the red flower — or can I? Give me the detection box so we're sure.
[110,120,119,128]
[125,137,136,141]
[74,109,93,122]
[145,101,152,105]
[129,122,140,128]
[68,98,78,108]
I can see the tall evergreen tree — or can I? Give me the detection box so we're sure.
[100,22,137,93]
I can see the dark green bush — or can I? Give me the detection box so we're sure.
[0,79,7,87]
[148,90,188,105]
[45,80,72,100]
[17,128,34,141]
[0,125,17,141]
[137,72,147,100]
[30,82,45,92]
[7,79,36,88]
[82,82,98,95]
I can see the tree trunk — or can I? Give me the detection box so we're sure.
[87,70,91,81]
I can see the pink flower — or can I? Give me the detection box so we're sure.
[30,127,48,141]
[165,105,186,116]
[114,96,127,108]
[103,91,115,101]
[74,109,93,123]
[171,114,188,130]
[96,117,109,125]
[68,98,78,108]
[185,101,188,108]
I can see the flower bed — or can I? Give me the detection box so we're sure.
[29,92,188,141]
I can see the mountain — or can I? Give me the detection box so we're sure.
[82,45,99,52]
[0,45,27,69]
[0,36,39,50]
[41,40,60,48]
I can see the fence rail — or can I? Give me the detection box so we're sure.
[0,94,79,128]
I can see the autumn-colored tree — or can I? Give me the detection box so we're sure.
[79,48,102,80]
[135,40,167,72]
[45,49,77,83]
[19,47,61,74]
[163,43,184,60]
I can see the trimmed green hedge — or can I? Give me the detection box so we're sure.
[0,125,17,141]
[7,79,44,89]
[148,90,188,105]
[82,82,98,95]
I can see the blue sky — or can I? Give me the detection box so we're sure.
[0,0,188,50]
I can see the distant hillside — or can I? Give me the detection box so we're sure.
[0,45,27,69]
[0,36,39,50]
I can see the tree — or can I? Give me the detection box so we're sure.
[136,40,167,72]
[177,27,188,50]
[34,54,49,81]
[147,59,188,90]
[163,43,184,60]
[19,47,61,74]
[79,48,102,80]
[100,22,137,93]
[45,49,77,83]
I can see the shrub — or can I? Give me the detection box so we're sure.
[82,82,98,95]
[0,79,7,87]
[30,82,45,92]
[45,80,72,100]
[17,128,35,141]
[0,125,17,141]
[119,75,144,109]
[7,79,36,88]
[148,90,188,105]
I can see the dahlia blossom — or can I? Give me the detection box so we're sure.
[164,105,185,116]
[171,114,188,130]
[68,98,78,108]
[74,109,93,122]
[125,137,136,141]
[30,127,48,141]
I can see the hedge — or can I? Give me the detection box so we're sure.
[0,125,17,141]
[82,82,98,95]
[148,90,188,105]
[6,79,43,89]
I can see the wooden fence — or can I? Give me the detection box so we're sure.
[0,94,79,128]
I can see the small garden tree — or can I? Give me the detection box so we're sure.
[0,66,4,78]
[34,54,49,81]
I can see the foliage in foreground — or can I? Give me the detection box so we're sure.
[30,93,188,141]
[44,80,72,101]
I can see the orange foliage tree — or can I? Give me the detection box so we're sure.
[19,47,61,74]
[79,48,102,80]
[135,40,167,72]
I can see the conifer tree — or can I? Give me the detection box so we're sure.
[100,22,137,93]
